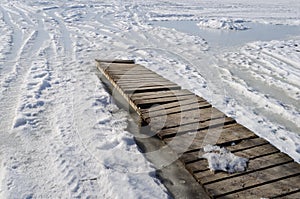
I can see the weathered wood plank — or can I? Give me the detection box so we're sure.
[123,84,181,93]
[158,117,236,139]
[116,79,174,85]
[187,124,257,152]
[142,100,211,121]
[95,59,135,64]
[272,190,300,199]
[192,144,279,174]
[109,72,161,78]
[206,162,300,198]
[141,97,207,113]
[146,106,225,130]
[105,63,146,69]
[224,175,300,199]
[103,64,151,71]
[165,125,256,159]
[108,70,155,76]
[134,94,196,107]
[98,63,138,70]
[106,65,149,70]
[225,137,268,151]
[195,152,293,185]
[117,79,171,85]
[119,82,179,89]
[131,89,193,100]
[110,73,166,81]
[182,143,278,170]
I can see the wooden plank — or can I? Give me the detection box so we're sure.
[148,108,226,131]
[95,59,135,64]
[119,82,179,89]
[134,95,198,107]
[101,64,152,71]
[104,63,140,68]
[272,190,300,199]
[109,72,160,78]
[110,73,165,80]
[206,162,300,198]
[98,63,138,70]
[137,96,203,110]
[117,79,177,86]
[121,85,181,94]
[142,101,211,121]
[195,152,293,185]
[117,79,171,85]
[158,117,235,139]
[182,143,278,170]
[187,124,257,152]
[108,70,155,75]
[141,97,208,115]
[123,84,181,93]
[105,68,151,74]
[225,137,268,151]
[163,123,256,158]
[224,175,300,199]
[107,66,149,71]
[221,181,300,199]
[131,89,193,100]
[116,79,174,84]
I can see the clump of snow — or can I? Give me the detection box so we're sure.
[197,18,249,30]
[202,145,248,173]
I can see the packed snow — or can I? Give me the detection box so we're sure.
[202,145,248,173]
[0,0,299,198]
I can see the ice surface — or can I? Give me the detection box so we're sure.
[153,20,300,50]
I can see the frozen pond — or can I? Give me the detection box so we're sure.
[152,20,300,50]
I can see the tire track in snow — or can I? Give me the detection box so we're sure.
[38,5,169,197]
[0,14,50,130]
[0,13,52,181]
[223,51,300,104]
[45,10,74,59]
[0,7,87,196]
[20,8,106,197]
[0,5,24,76]
[12,4,36,27]
[0,18,57,199]
[241,47,300,88]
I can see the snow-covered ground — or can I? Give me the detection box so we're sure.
[0,0,299,198]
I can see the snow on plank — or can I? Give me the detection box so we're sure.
[196,152,293,184]
[96,59,300,199]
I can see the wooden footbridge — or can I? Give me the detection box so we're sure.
[96,59,300,199]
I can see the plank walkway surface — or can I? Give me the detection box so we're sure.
[96,59,300,199]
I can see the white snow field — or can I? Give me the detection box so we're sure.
[0,0,299,198]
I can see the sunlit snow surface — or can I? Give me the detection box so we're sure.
[0,0,299,198]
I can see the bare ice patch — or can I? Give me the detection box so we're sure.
[202,145,248,173]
